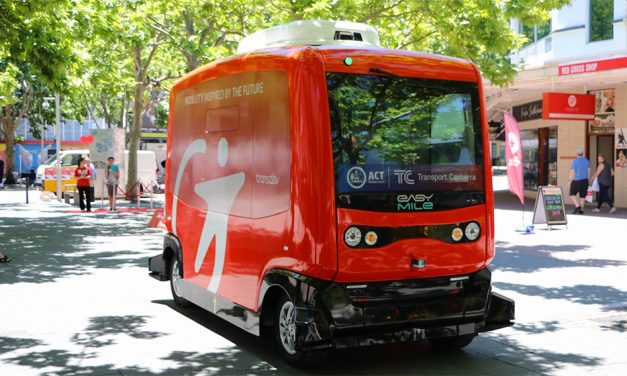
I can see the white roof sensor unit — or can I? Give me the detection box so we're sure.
[237,20,381,54]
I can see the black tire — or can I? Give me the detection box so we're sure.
[274,294,329,368]
[169,255,192,307]
[429,334,476,351]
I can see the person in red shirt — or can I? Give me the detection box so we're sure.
[74,158,92,212]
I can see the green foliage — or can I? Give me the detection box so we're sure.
[0,60,19,108]
[0,0,77,91]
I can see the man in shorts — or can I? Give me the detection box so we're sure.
[105,156,120,212]
[569,148,590,214]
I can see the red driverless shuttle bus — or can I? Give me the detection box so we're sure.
[149,20,514,367]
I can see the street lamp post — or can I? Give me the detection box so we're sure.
[55,94,61,201]
[44,94,62,201]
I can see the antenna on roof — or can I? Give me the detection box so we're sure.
[237,20,381,54]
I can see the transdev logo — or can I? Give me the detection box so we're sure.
[346,166,367,189]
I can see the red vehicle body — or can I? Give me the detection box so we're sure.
[149,26,514,366]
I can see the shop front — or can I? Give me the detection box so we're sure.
[488,55,627,209]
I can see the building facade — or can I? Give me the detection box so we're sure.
[488,0,627,208]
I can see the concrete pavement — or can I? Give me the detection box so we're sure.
[0,184,626,375]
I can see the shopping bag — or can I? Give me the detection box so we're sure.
[591,178,600,192]
[585,187,594,203]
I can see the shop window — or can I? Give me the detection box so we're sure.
[522,130,539,190]
[521,127,558,190]
[547,128,558,186]
[590,0,613,42]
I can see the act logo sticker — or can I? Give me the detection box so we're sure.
[346,166,367,189]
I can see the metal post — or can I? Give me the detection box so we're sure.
[55,94,62,201]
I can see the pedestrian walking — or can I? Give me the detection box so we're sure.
[0,250,10,263]
[590,154,616,214]
[74,158,92,212]
[569,148,590,214]
[105,156,120,212]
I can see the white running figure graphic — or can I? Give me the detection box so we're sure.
[173,137,245,293]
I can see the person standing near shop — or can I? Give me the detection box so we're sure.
[74,158,92,212]
[105,156,120,212]
[591,154,616,214]
[569,148,590,214]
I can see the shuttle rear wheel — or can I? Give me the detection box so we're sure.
[429,334,475,351]
[274,294,328,368]
[169,256,192,307]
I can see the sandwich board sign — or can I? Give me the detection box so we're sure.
[533,186,568,229]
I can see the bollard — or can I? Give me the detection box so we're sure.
[25,180,29,204]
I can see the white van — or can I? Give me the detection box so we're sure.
[35,149,89,187]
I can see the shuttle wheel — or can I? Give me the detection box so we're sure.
[274,295,328,368]
[169,256,192,307]
[429,334,475,351]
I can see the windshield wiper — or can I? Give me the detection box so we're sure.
[369,67,400,78]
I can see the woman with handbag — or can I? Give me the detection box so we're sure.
[590,154,616,214]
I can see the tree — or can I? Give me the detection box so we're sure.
[0,0,77,184]
[147,0,267,74]
[86,0,174,196]
[265,0,570,86]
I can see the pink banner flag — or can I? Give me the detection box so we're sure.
[504,113,524,205]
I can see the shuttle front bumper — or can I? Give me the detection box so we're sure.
[289,267,514,350]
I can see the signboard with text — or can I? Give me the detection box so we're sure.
[542,92,595,121]
[512,100,543,122]
[532,186,567,227]
[559,56,627,76]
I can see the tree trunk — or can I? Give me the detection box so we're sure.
[0,83,32,185]
[1,105,20,185]
[127,46,147,199]
[4,130,16,184]
[127,81,144,199]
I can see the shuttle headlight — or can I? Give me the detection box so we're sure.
[465,222,481,241]
[451,227,463,242]
[364,231,378,246]
[344,227,362,247]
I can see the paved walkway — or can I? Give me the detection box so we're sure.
[0,185,626,375]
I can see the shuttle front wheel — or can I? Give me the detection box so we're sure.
[429,334,475,351]
[274,295,329,368]
[169,256,192,307]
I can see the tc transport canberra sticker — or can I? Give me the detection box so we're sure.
[338,164,483,193]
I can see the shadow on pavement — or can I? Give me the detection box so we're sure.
[0,300,605,375]
[492,241,626,273]
[71,315,166,349]
[138,299,602,375]
[0,203,162,285]
[509,320,561,334]
[493,282,627,312]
